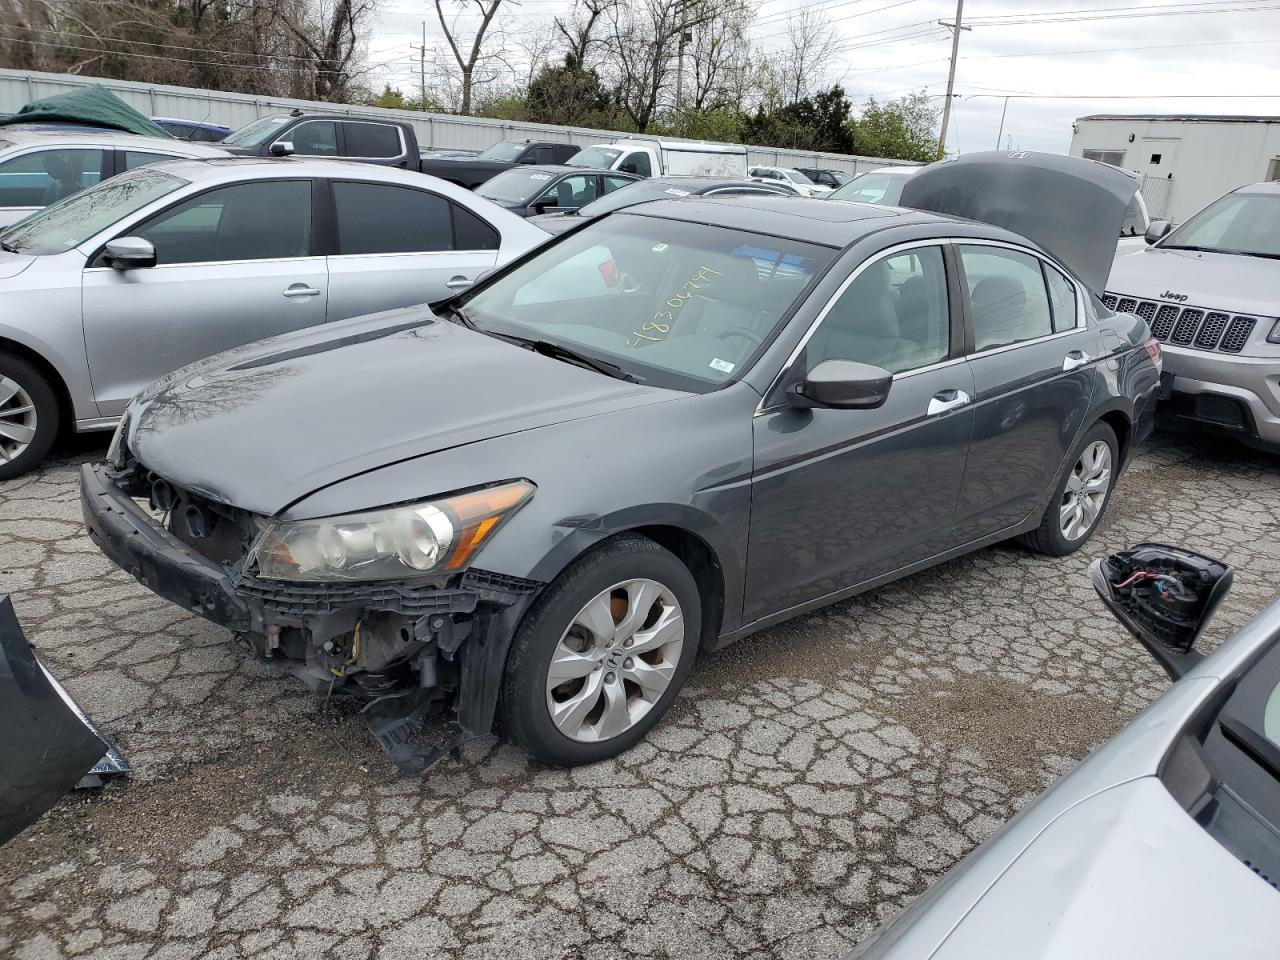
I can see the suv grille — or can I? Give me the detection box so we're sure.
[1103,293,1262,354]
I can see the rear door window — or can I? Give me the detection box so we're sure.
[0,148,106,207]
[344,122,402,159]
[959,245,1054,351]
[333,181,452,254]
[1043,263,1079,332]
[452,204,500,250]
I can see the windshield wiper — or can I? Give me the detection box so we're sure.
[438,302,475,328]
[0,239,19,254]
[1161,243,1280,260]
[499,334,638,382]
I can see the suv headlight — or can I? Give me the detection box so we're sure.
[250,480,534,582]
[1268,319,1280,344]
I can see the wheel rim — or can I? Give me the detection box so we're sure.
[1059,439,1112,541]
[545,578,685,743]
[0,376,37,464]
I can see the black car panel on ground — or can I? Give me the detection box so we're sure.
[83,153,1160,770]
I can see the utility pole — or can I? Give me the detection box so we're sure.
[419,21,427,108]
[936,0,970,159]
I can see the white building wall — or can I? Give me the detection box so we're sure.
[0,67,918,178]
[1069,116,1280,223]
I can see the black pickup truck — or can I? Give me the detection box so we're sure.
[418,139,581,189]
[221,112,580,189]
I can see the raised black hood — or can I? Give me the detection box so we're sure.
[124,308,676,516]
[899,150,1140,296]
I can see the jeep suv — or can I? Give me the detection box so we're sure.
[1106,181,1280,451]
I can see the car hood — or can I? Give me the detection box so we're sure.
[125,308,675,515]
[927,777,1280,959]
[1107,246,1280,316]
[0,250,36,280]
[899,150,1139,296]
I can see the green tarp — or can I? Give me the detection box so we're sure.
[0,85,172,139]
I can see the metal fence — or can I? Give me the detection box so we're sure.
[0,67,919,177]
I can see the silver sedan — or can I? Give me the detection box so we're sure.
[0,157,547,477]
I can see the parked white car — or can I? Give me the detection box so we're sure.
[828,166,917,205]
[851,543,1280,959]
[747,165,832,196]
[0,157,546,477]
[0,127,226,227]
[568,139,747,178]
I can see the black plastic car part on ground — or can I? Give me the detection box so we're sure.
[82,154,1160,772]
[0,594,129,845]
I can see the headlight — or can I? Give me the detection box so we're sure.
[105,412,129,468]
[250,480,534,582]
[1268,318,1280,344]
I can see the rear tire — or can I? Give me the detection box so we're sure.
[499,534,701,766]
[1019,421,1118,556]
[0,355,59,481]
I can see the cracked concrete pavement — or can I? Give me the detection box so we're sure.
[1,432,1277,959]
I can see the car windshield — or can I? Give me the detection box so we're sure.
[222,115,291,147]
[1161,192,1280,258]
[478,168,558,205]
[830,172,908,205]
[575,181,696,218]
[457,215,836,392]
[477,142,524,162]
[0,167,187,255]
[568,147,622,169]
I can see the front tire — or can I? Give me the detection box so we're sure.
[1020,421,1118,556]
[0,355,59,481]
[499,534,701,766]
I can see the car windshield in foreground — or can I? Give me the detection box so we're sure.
[0,167,187,255]
[477,142,525,162]
[1162,192,1280,259]
[575,181,697,218]
[222,115,291,147]
[567,147,622,169]
[477,168,558,205]
[830,173,907,205]
[457,214,836,392]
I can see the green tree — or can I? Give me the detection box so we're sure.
[525,55,616,127]
[851,91,940,163]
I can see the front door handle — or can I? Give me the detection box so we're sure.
[926,389,972,416]
[445,275,473,290]
[283,284,321,299]
[1062,349,1090,371]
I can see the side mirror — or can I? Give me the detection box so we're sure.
[518,155,538,164]
[1144,220,1172,245]
[533,196,559,213]
[269,141,294,157]
[103,237,156,270]
[1090,543,1233,680]
[790,359,892,410]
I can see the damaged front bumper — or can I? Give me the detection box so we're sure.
[0,594,129,845]
[80,463,542,773]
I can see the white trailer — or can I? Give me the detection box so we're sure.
[1070,113,1280,223]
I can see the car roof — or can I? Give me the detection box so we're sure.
[0,126,225,155]
[621,194,1026,249]
[1234,181,1280,196]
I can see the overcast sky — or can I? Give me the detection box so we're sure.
[366,0,1280,155]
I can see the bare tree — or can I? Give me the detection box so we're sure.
[435,0,505,115]
[778,7,839,105]
[604,0,709,132]
[686,0,753,113]
[554,0,615,68]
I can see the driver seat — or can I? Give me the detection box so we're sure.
[678,255,763,342]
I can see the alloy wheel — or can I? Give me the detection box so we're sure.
[0,376,38,465]
[1059,439,1112,541]
[545,578,685,743]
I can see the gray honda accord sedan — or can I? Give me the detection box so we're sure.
[81,152,1162,769]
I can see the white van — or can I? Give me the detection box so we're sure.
[566,139,747,179]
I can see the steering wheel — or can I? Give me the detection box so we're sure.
[715,326,765,350]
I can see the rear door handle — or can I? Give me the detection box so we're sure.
[445,275,473,290]
[926,389,971,416]
[283,284,321,299]
[1062,349,1090,371]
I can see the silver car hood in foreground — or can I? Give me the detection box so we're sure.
[1107,246,1280,318]
[856,598,1280,959]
